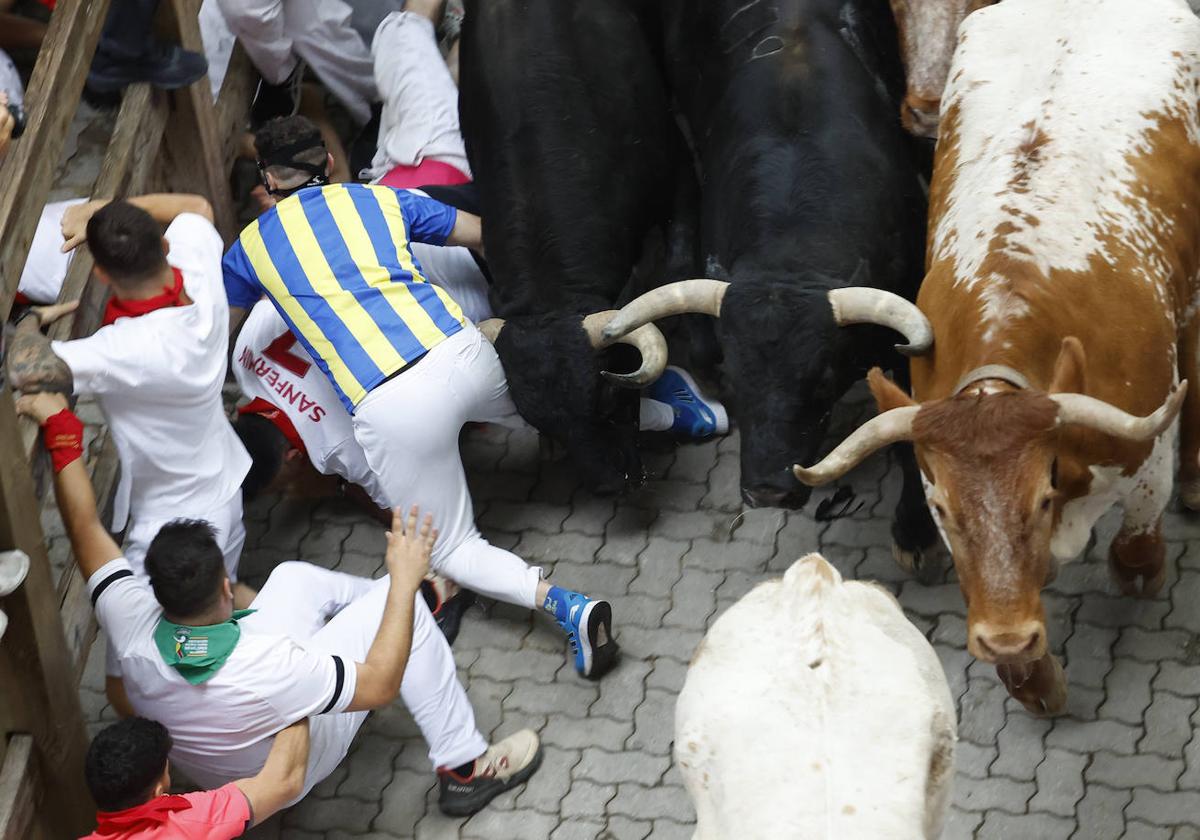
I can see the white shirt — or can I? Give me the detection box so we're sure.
[17,198,87,304]
[53,213,251,530]
[233,300,388,508]
[88,558,357,792]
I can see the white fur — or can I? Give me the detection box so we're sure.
[934,0,1200,337]
[675,555,957,840]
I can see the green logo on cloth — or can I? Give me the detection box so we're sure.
[153,609,256,685]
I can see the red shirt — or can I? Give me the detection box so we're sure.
[82,783,251,840]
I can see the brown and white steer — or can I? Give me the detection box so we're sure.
[890,0,998,137]
[794,0,1200,715]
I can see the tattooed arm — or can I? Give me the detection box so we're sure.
[5,316,73,394]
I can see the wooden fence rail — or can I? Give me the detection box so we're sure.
[0,1,253,833]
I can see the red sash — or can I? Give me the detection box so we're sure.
[237,397,308,456]
[377,159,471,190]
[102,268,187,326]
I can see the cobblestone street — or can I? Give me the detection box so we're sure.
[51,385,1200,839]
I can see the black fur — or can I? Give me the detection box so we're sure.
[460,0,680,494]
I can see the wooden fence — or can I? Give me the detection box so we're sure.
[0,1,253,834]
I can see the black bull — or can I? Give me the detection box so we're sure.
[459,0,688,496]
[599,0,942,564]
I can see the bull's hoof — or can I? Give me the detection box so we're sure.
[892,539,946,585]
[1108,530,1167,599]
[1109,555,1167,598]
[997,654,1068,718]
[1181,479,1200,512]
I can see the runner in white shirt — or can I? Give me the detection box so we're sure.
[19,390,543,818]
[15,198,88,304]
[5,196,252,709]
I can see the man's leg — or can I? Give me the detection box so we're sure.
[241,562,376,642]
[283,0,377,124]
[310,578,487,770]
[365,8,471,181]
[216,0,297,85]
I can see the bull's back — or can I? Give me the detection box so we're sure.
[917,0,1200,405]
[459,0,673,315]
[676,563,948,838]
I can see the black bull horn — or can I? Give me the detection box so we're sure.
[476,311,669,387]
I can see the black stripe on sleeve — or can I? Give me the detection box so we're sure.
[90,569,134,607]
[319,656,346,714]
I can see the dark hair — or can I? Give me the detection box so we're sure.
[85,717,172,812]
[144,520,226,618]
[255,115,327,185]
[233,414,288,499]
[86,201,168,288]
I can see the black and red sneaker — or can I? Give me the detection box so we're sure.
[419,574,476,646]
[437,729,543,817]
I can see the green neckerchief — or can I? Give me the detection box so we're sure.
[153,609,256,685]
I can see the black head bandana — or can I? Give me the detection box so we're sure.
[257,129,329,198]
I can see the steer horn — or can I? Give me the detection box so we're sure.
[600,279,730,342]
[583,310,669,387]
[1052,381,1188,441]
[792,406,920,486]
[476,313,668,388]
[827,288,933,356]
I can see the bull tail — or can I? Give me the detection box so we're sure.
[781,553,843,669]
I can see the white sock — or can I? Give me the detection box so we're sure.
[639,398,675,432]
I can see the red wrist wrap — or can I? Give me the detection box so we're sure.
[43,409,84,473]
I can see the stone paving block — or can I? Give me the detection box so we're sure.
[977,810,1075,840]
[1178,707,1200,789]
[935,644,975,706]
[1055,558,1116,595]
[648,820,695,840]
[308,763,350,800]
[573,748,670,787]
[561,781,617,819]
[628,689,677,756]
[1141,692,1197,757]
[1116,627,1190,663]
[1156,660,1200,697]
[541,716,633,752]
[1128,789,1200,827]
[932,614,968,647]
[456,613,529,651]
[1029,748,1087,818]
[1065,621,1118,662]
[617,625,704,665]
[495,430,542,475]
[618,593,672,629]
[686,535,774,573]
[285,794,377,833]
[471,648,567,684]
[822,513,895,551]
[1073,784,1131,840]
[591,659,652,721]
[1078,594,1170,630]
[516,746,581,814]
[958,677,1013,747]
[1168,571,1200,633]
[953,776,1035,813]
[1087,752,1183,793]
[636,478,709,514]
[602,816,652,840]
[1066,685,1106,721]
[1046,718,1140,755]
[663,569,722,628]
[700,454,740,512]
[338,737,403,802]
[462,808,559,838]
[629,540,687,598]
[898,582,966,618]
[1125,821,1176,840]
[991,714,1051,781]
[504,678,599,719]
[646,659,688,694]
[956,740,998,780]
[1071,654,1117,691]
[342,521,387,557]
[518,530,604,566]
[479,501,568,534]
[667,441,719,483]
[374,770,436,836]
[1099,659,1157,725]
[942,806,983,839]
[607,783,692,822]
[552,820,606,840]
[298,522,350,559]
[772,514,828,572]
[562,495,617,537]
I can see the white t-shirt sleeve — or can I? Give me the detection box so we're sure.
[86,558,160,658]
[165,213,224,275]
[262,640,357,719]
[52,326,150,397]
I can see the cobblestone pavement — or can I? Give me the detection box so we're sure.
[59,385,1200,840]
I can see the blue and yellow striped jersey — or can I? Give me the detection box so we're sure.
[223,183,467,412]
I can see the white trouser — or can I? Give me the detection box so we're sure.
[109,492,247,677]
[214,0,376,123]
[246,563,486,788]
[364,12,471,180]
[353,325,542,609]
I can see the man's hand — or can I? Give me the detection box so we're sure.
[0,92,12,160]
[60,199,105,252]
[15,391,69,424]
[385,506,437,594]
[30,300,80,329]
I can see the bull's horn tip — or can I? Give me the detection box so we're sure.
[601,369,646,388]
[792,465,818,485]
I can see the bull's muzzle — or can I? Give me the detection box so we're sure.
[968,619,1047,665]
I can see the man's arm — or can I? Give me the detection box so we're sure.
[345,506,437,712]
[445,211,483,254]
[16,392,121,580]
[5,316,73,394]
[234,719,310,827]
[60,193,215,252]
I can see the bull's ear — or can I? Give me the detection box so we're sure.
[1049,337,1087,395]
[867,367,916,413]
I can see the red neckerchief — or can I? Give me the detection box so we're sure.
[237,397,308,456]
[102,268,188,326]
[92,794,192,835]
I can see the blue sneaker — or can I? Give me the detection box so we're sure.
[646,366,729,440]
[544,587,619,679]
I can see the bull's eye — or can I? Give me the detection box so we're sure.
[1041,496,1053,513]
[933,502,947,519]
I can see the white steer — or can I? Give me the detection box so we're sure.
[675,554,956,839]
